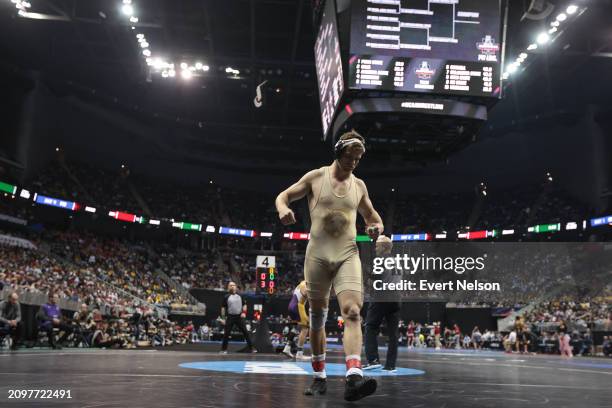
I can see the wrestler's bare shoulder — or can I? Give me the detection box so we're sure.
[303,167,326,182]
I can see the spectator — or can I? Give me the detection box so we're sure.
[36,293,73,349]
[0,292,22,350]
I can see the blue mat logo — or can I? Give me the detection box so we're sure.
[180,361,425,377]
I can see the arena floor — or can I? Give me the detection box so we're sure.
[1,345,611,408]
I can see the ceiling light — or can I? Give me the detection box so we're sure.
[121,4,133,16]
[536,32,550,44]
[142,49,151,57]
[180,62,188,69]
[527,43,538,51]
[566,5,578,15]
[129,16,138,23]
[181,70,192,80]
[556,13,567,22]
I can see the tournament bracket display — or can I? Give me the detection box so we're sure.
[313,0,506,150]
[256,255,277,295]
[348,0,502,98]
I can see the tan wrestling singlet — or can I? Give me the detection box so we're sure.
[305,166,363,300]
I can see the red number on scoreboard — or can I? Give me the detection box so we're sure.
[269,281,275,288]
[260,273,266,280]
[260,281,266,288]
[268,287,274,294]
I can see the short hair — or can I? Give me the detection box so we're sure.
[338,130,365,145]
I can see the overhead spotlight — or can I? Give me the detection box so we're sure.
[502,72,510,80]
[202,65,209,71]
[482,190,487,196]
[145,57,153,65]
[519,53,528,59]
[225,67,233,73]
[153,58,165,69]
[551,20,560,27]
[181,70,192,80]
[549,27,558,34]
[121,164,125,169]
[129,16,138,23]
[276,88,281,93]
[536,32,550,44]
[391,188,395,192]
[209,180,213,184]
[168,70,176,77]
[180,62,188,70]
[140,41,149,48]
[55,147,60,152]
[195,62,203,70]
[556,13,567,21]
[122,0,132,4]
[121,4,133,16]
[161,71,169,78]
[136,33,144,39]
[142,49,151,57]
[566,5,578,15]
[507,63,518,73]
[527,43,538,50]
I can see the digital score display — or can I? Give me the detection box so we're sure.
[256,256,277,295]
[348,0,502,98]
[314,0,344,138]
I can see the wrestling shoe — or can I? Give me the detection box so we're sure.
[295,352,310,361]
[382,366,397,373]
[282,344,294,359]
[344,375,377,402]
[304,378,327,396]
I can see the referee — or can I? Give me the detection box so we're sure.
[219,282,256,354]
[364,237,398,372]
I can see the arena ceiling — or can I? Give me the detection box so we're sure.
[0,0,611,178]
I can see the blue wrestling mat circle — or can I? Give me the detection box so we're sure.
[179,361,425,377]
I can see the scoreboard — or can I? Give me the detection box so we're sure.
[256,256,277,295]
[348,0,502,98]
[313,0,504,140]
[314,0,344,138]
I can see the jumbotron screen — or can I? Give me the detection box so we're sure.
[348,0,502,98]
[314,0,344,138]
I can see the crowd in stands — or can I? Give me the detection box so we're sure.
[0,243,133,310]
[1,158,610,357]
